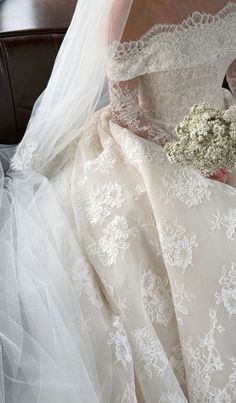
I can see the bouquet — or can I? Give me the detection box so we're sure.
[164,103,236,178]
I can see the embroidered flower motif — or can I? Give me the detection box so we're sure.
[172,281,197,326]
[141,270,174,326]
[215,263,236,317]
[10,140,38,171]
[88,215,138,268]
[157,167,212,207]
[86,182,126,226]
[115,383,137,403]
[159,219,199,273]
[121,135,165,168]
[108,317,133,370]
[210,208,236,240]
[183,308,236,402]
[133,327,168,380]
[70,258,103,308]
[85,142,117,175]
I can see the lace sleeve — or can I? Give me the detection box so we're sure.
[226,59,236,96]
[109,77,175,147]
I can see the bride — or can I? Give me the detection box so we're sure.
[1,0,236,402]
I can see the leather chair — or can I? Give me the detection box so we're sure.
[0,0,77,145]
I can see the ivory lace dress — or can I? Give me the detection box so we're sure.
[5,1,236,402]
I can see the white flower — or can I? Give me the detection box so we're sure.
[164,103,236,176]
[222,287,236,316]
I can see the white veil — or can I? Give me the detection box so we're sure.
[0,1,133,402]
[10,0,132,174]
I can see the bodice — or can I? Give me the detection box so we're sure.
[106,1,236,133]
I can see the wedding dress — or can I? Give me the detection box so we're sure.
[1,1,236,402]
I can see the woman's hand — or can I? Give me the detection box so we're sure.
[209,168,231,184]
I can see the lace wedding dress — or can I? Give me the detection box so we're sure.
[2,2,236,402]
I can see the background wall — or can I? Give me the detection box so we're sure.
[0,0,77,144]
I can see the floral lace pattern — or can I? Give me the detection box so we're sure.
[109,80,174,146]
[215,263,236,317]
[107,2,236,81]
[88,215,139,268]
[210,208,236,240]
[172,282,196,326]
[133,327,168,380]
[141,270,174,326]
[107,2,236,134]
[159,219,199,273]
[183,308,236,402]
[156,168,212,207]
[10,140,38,171]
[85,182,126,226]
[108,317,133,370]
[119,133,166,169]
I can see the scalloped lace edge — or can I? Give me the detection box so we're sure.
[107,1,236,54]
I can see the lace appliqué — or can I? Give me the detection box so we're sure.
[141,270,174,326]
[172,281,197,326]
[85,141,117,175]
[106,2,236,81]
[133,327,168,380]
[88,215,139,269]
[10,140,38,171]
[109,81,173,146]
[159,219,199,273]
[215,263,236,317]
[108,317,133,370]
[210,208,236,240]
[157,167,212,207]
[120,134,166,169]
[183,308,236,402]
[85,182,126,226]
[107,2,236,134]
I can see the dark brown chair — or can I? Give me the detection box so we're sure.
[0,0,77,144]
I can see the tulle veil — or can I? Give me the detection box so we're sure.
[0,0,133,402]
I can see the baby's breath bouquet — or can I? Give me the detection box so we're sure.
[164,103,236,177]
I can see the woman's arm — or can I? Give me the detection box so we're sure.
[109,77,175,146]
[226,59,236,97]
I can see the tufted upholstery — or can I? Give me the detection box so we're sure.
[0,0,76,144]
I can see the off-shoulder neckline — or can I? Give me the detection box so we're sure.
[108,1,236,52]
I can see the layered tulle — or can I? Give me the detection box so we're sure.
[0,149,125,403]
